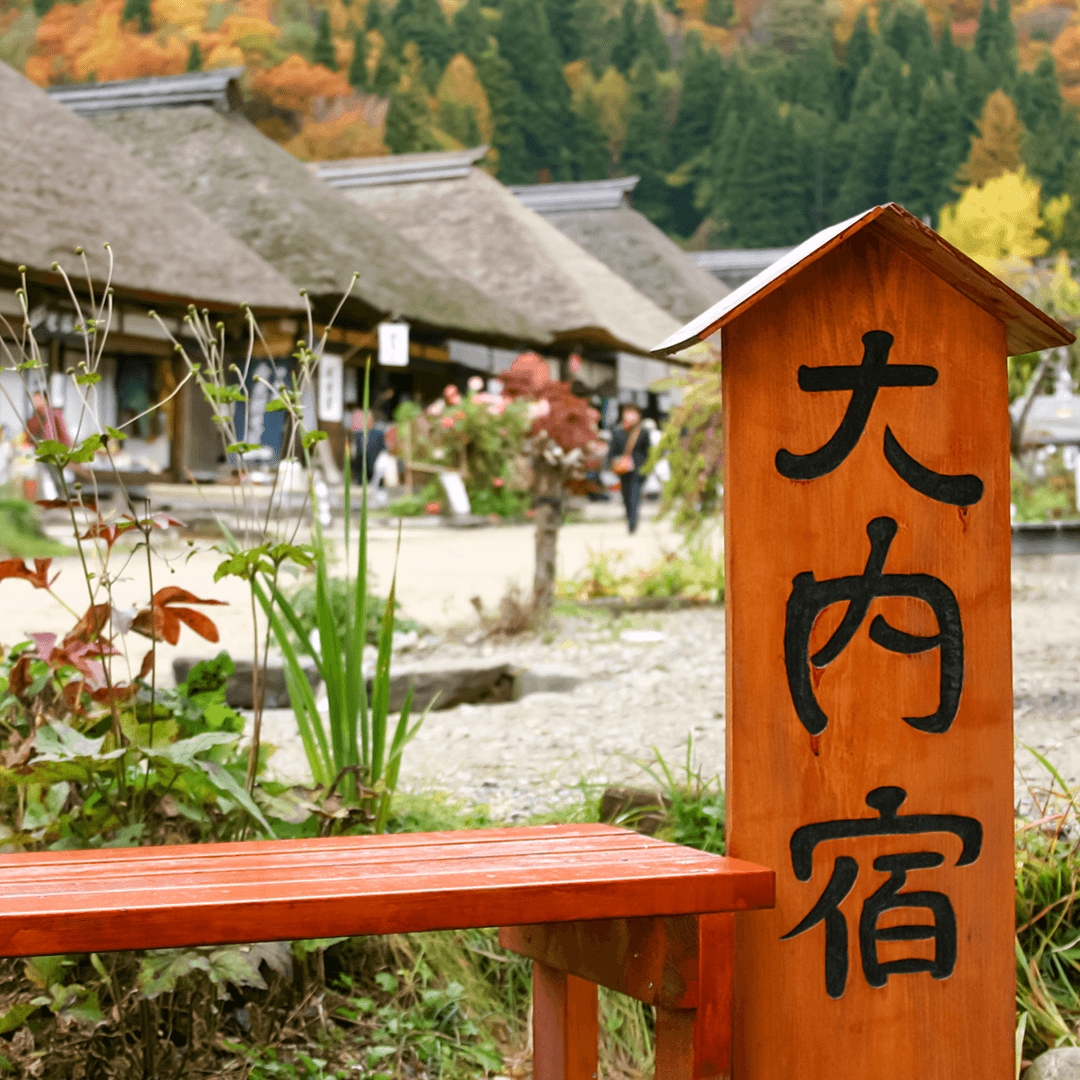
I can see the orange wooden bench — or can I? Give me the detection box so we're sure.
[0,823,773,1079]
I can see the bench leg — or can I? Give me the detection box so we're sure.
[654,913,734,1080]
[532,961,598,1080]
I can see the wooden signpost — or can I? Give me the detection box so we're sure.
[653,204,1074,1079]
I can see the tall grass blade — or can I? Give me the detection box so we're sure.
[356,359,371,770]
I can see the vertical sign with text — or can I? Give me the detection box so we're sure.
[725,229,1014,1079]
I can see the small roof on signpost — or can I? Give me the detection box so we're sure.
[651,203,1075,357]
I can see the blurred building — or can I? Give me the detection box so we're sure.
[1,62,299,483]
[314,148,687,416]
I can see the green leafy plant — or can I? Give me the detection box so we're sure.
[1015,748,1080,1065]
[558,544,724,603]
[262,362,426,830]
[282,574,424,652]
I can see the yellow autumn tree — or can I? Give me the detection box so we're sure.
[956,89,1026,188]
[565,61,629,166]
[939,170,1050,267]
[436,53,492,145]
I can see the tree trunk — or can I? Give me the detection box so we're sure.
[533,495,562,613]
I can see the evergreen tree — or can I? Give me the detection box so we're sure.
[496,0,577,178]
[186,40,202,72]
[939,8,956,72]
[453,0,490,61]
[545,0,581,61]
[957,89,1024,187]
[621,54,669,221]
[668,33,726,165]
[704,0,733,26]
[349,29,369,88]
[637,3,672,70]
[725,105,810,244]
[1013,53,1060,131]
[610,0,639,74]
[366,0,384,31]
[576,0,615,74]
[882,2,933,62]
[974,0,995,61]
[314,10,338,70]
[995,0,1017,80]
[122,0,151,33]
[767,0,829,55]
[391,0,454,80]
[891,76,963,224]
[839,8,872,118]
[475,46,532,181]
[385,77,441,152]
[709,108,746,237]
[849,40,906,114]
[956,47,994,135]
[831,93,899,218]
[372,28,402,94]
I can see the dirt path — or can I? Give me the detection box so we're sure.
[8,510,1078,817]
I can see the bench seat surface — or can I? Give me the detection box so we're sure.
[0,824,773,956]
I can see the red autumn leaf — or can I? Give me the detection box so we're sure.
[64,604,112,646]
[90,683,137,706]
[139,648,155,680]
[171,608,220,642]
[0,559,54,589]
[7,656,31,698]
[150,587,227,608]
[131,588,225,644]
[80,519,138,549]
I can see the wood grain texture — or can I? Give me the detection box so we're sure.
[0,824,774,957]
[723,228,1013,1079]
[499,915,700,1007]
[532,963,598,1080]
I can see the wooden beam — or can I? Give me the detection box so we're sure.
[500,916,699,1008]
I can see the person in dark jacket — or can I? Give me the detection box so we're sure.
[607,404,650,534]
[350,409,386,482]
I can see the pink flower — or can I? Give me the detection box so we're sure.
[468,375,484,392]
[493,477,505,488]
[440,416,455,429]
[487,402,505,416]
[527,399,551,420]
[427,399,445,416]
[444,384,461,405]
[569,353,582,374]
[425,501,441,515]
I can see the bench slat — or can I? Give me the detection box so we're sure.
[0,826,774,957]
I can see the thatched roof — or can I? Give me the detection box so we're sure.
[509,178,729,323]
[315,153,684,357]
[0,63,299,314]
[91,105,546,345]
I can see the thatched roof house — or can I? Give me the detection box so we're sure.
[509,177,729,324]
[82,103,545,347]
[0,63,298,315]
[314,149,683,359]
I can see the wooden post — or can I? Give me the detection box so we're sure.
[502,912,740,1080]
[532,962,598,1080]
[648,205,1075,1080]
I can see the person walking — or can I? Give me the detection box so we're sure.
[608,404,650,534]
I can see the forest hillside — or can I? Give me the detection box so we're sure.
[4,0,1080,248]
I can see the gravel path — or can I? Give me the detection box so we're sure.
[256,554,1080,818]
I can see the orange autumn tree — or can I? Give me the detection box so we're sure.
[501,353,603,612]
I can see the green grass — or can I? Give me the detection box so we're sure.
[0,498,73,557]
